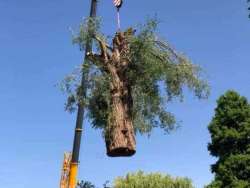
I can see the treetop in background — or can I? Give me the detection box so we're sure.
[207,90,250,188]
[78,171,194,188]
[114,171,194,188]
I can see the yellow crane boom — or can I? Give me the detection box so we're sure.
[59,1,98,188]
[60,153,72,188]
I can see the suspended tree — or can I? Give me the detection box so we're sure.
[206,91,250,188]
[61,17,209,157]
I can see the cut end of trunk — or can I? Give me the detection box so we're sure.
[107,147,136,157]
[105,127,136,157]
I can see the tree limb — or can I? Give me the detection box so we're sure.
[87,52,106,66]
[93,35,112,60]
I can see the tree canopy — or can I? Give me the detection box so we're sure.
[60,17,209,138]
[113,171,194,188]
[77,180,96,188]
[77,171,194,188]
[206,90,250,188]
[248,0,250,18]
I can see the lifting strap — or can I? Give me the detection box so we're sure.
[117,8,121,30]
[113,0,123,30]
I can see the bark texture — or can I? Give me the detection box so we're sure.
[87,29,136,157]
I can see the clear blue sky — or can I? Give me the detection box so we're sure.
[0,0,250,188]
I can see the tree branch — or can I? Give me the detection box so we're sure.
[93,35,112,60]
[87,52,105,66]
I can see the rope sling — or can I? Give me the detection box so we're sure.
[113,0,123,30]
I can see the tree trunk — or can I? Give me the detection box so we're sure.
[105,62,136,157]
[87,30,137,157]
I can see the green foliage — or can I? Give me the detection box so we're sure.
[206,90,250,188]
[77,180,96,188]
[61,17,209,136]
[113,171,194,188]
[248,0,250,19]
[72,17,101,51]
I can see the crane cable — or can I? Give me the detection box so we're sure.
[113,0,123,30]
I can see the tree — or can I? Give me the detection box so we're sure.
[248,0,250,18]
[77,172,193,188]
[113,171,194,188]
[61,17,209,157]
[77,180,96,188]
[206,91,250,188]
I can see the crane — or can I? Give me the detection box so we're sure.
[60,153,72,188]
[59,0,97,188]
[59,0,124,187]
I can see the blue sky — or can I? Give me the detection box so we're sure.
[0,0,250,188]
